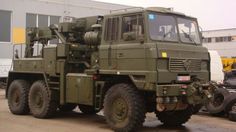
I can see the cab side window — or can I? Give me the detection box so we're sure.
[122,14,144,41]
[104,17,119,42]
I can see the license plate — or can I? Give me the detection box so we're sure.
[177,76,190,81]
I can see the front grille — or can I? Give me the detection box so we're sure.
[169,58,201,72]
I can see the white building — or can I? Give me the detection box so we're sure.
[203,28,236,57]
[0,0,129,58]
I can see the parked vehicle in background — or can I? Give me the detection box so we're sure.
[222,57,236,72]
[209,50,224,82]
[0,59,12,89]
[204,51,236,121]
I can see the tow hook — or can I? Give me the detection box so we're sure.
[201,81,219,99]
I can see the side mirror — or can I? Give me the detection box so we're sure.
[199,27,204,40]
[199,32,204,40]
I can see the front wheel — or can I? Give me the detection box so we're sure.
[103,83,146,132]
[156,106,193,126]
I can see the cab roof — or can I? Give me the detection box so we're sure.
[106,7,195,19]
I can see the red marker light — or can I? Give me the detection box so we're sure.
[181,85,187,89]
[93,75,98,80]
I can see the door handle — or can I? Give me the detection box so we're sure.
[118,53,124,58]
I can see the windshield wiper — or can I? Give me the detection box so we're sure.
[163,31,171,38]
[181,30,197,45]
[161,30,173,41]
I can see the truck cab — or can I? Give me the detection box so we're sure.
[100,7,209,86]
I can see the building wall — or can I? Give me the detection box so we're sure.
[0,0,129,58]
[202,28,236,57]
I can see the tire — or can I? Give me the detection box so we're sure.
[228,111,236,121]
[7,80,30,115]
[205,88,230,114]
[103,83,146,132]
[224,93,236,113]
[155,106,193,126]
[79,105,99,114]
[28,80,58,118]
[59,104,77,112]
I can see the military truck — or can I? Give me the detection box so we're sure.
[6,7,214,131]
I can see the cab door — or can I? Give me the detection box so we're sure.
[99,16,119,71]
[116,14,146,72]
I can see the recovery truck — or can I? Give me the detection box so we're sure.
[6,7,215,131]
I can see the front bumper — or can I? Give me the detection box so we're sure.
[156,83,214,111]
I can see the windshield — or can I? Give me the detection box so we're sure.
[148,14,178,42]
[148,13,201,44]
[177,18,200,44]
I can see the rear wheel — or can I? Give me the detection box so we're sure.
[79,105,99,114]
[156,106,193,126]
[28,80,58,118]
[7,80,30,115]
[104,83,146,132]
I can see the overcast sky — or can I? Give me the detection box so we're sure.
[95,0,236,31]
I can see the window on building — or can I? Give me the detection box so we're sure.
[222,36,232,42]
[203,37,212,43]
[104,17,119,41]
[216,37,223,42]
[215,36,232,42]
[229,36,233,41]
[26,13,60,28]
[232,36,236,41]
[50,16,60,25]
[38,15,48,28]
[0,10,11,42]
[122,14,144,41]
[26,13,37,28]
[207,38,212,43]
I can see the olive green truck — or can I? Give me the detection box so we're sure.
[6,7,214,131]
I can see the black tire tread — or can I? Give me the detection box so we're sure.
[224,93,236,113]
[29,80,58,118]
[104,83,146,132]
[156,106,193,126]
[205,88,230,114]
[8,80,30,115]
